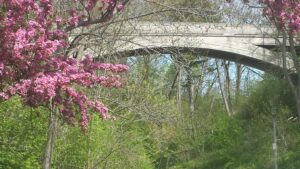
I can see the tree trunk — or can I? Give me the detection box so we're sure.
[297,94,300,123]
[186,66,195,136]
[281,31,300,123]
[142,56,151,81]
[215,60,232,116]
[168,71,179,100]
[42,106,58,169]
[236,63,242,104]
[290,34,300,123]
[224,61,233,114]
[187,68,195,120]
[177,66,182,114]
[271,105,278,169]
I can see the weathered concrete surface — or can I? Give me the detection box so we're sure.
[99,22,296,72]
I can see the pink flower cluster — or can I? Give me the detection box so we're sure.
[226,1,300,33]
[0,0,128,131]
[259,0,300,33]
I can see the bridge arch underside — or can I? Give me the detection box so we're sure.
[106,34,294,74]
[113,46,284,74]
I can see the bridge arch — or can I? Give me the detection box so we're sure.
[101,22,294,73]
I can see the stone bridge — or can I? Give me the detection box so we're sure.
[98,22,296,73]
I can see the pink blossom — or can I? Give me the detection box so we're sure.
[116,3,125,12]
[0,0,128,131]
[232,1,300,33]
[68,10,80,26]
[258,0,300,33]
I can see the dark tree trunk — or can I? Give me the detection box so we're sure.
[177,66,182,113]
[224,61,232,114]
[215,60,232,117]
[236,63,242,104]
[186,67,195,136]
[42,107,58,169]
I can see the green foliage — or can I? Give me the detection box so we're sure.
[216,77,300,169]
[278,121,300,169]
[238,76,295,119]
[52,115,154,169]
[1,59,299,169]
[0,97,48,169]
[161,77,300,169]
[51,74,179,169]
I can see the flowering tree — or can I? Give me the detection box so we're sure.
[259,0,300,33]
[0,0,129,130]
[226,0,300,119]
[226,1,300,32]
[257,0,300,120]
[0,1,128,168]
